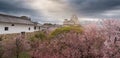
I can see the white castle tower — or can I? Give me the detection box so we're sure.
[63,15,80,26]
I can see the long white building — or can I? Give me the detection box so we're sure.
[0,14,41,34]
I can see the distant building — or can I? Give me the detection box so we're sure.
[41,23,62,32]
[0,14,41,34]
[63,15,80,26]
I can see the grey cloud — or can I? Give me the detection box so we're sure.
[50,0,65,3]
[0,0,120,24]
[0,0,42,19]
[69,0,120,18]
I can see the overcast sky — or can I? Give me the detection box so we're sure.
[0,0,120,24]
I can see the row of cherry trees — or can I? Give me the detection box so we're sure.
[0,19,120,58]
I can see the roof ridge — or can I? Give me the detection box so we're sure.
[0,13,34,25]
[0,13,21,18]
[0,13,31,21]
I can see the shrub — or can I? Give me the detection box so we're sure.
[29,31,47,42]
[18,52,31,58]
[0,36,3,41]
[50,26,83,38]
[0,42,4,58]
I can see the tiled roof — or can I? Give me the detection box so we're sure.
[0,14,34,25]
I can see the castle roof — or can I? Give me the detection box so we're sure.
[0,14,34,25]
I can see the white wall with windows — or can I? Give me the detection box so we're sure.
[0,22,40,34]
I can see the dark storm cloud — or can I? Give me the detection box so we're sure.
[0,0,64,23]
[0,0,120,23]
[0,1,27,12]
[0,0,41,18]
[69,0,120,18]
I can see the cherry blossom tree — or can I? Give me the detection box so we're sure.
[29,26,105,58]
[101,19,120,58]
[2,35,30,58]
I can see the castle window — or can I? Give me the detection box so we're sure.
[5,27,9,31]
[34,26,36,30]
[28,27,30,30]
[11,24,14,26]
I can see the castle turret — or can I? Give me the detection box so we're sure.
[71,15,80,25]
[63,15,80,26]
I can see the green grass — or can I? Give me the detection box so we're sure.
[19,52,31,58]
[13,52,31,58]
